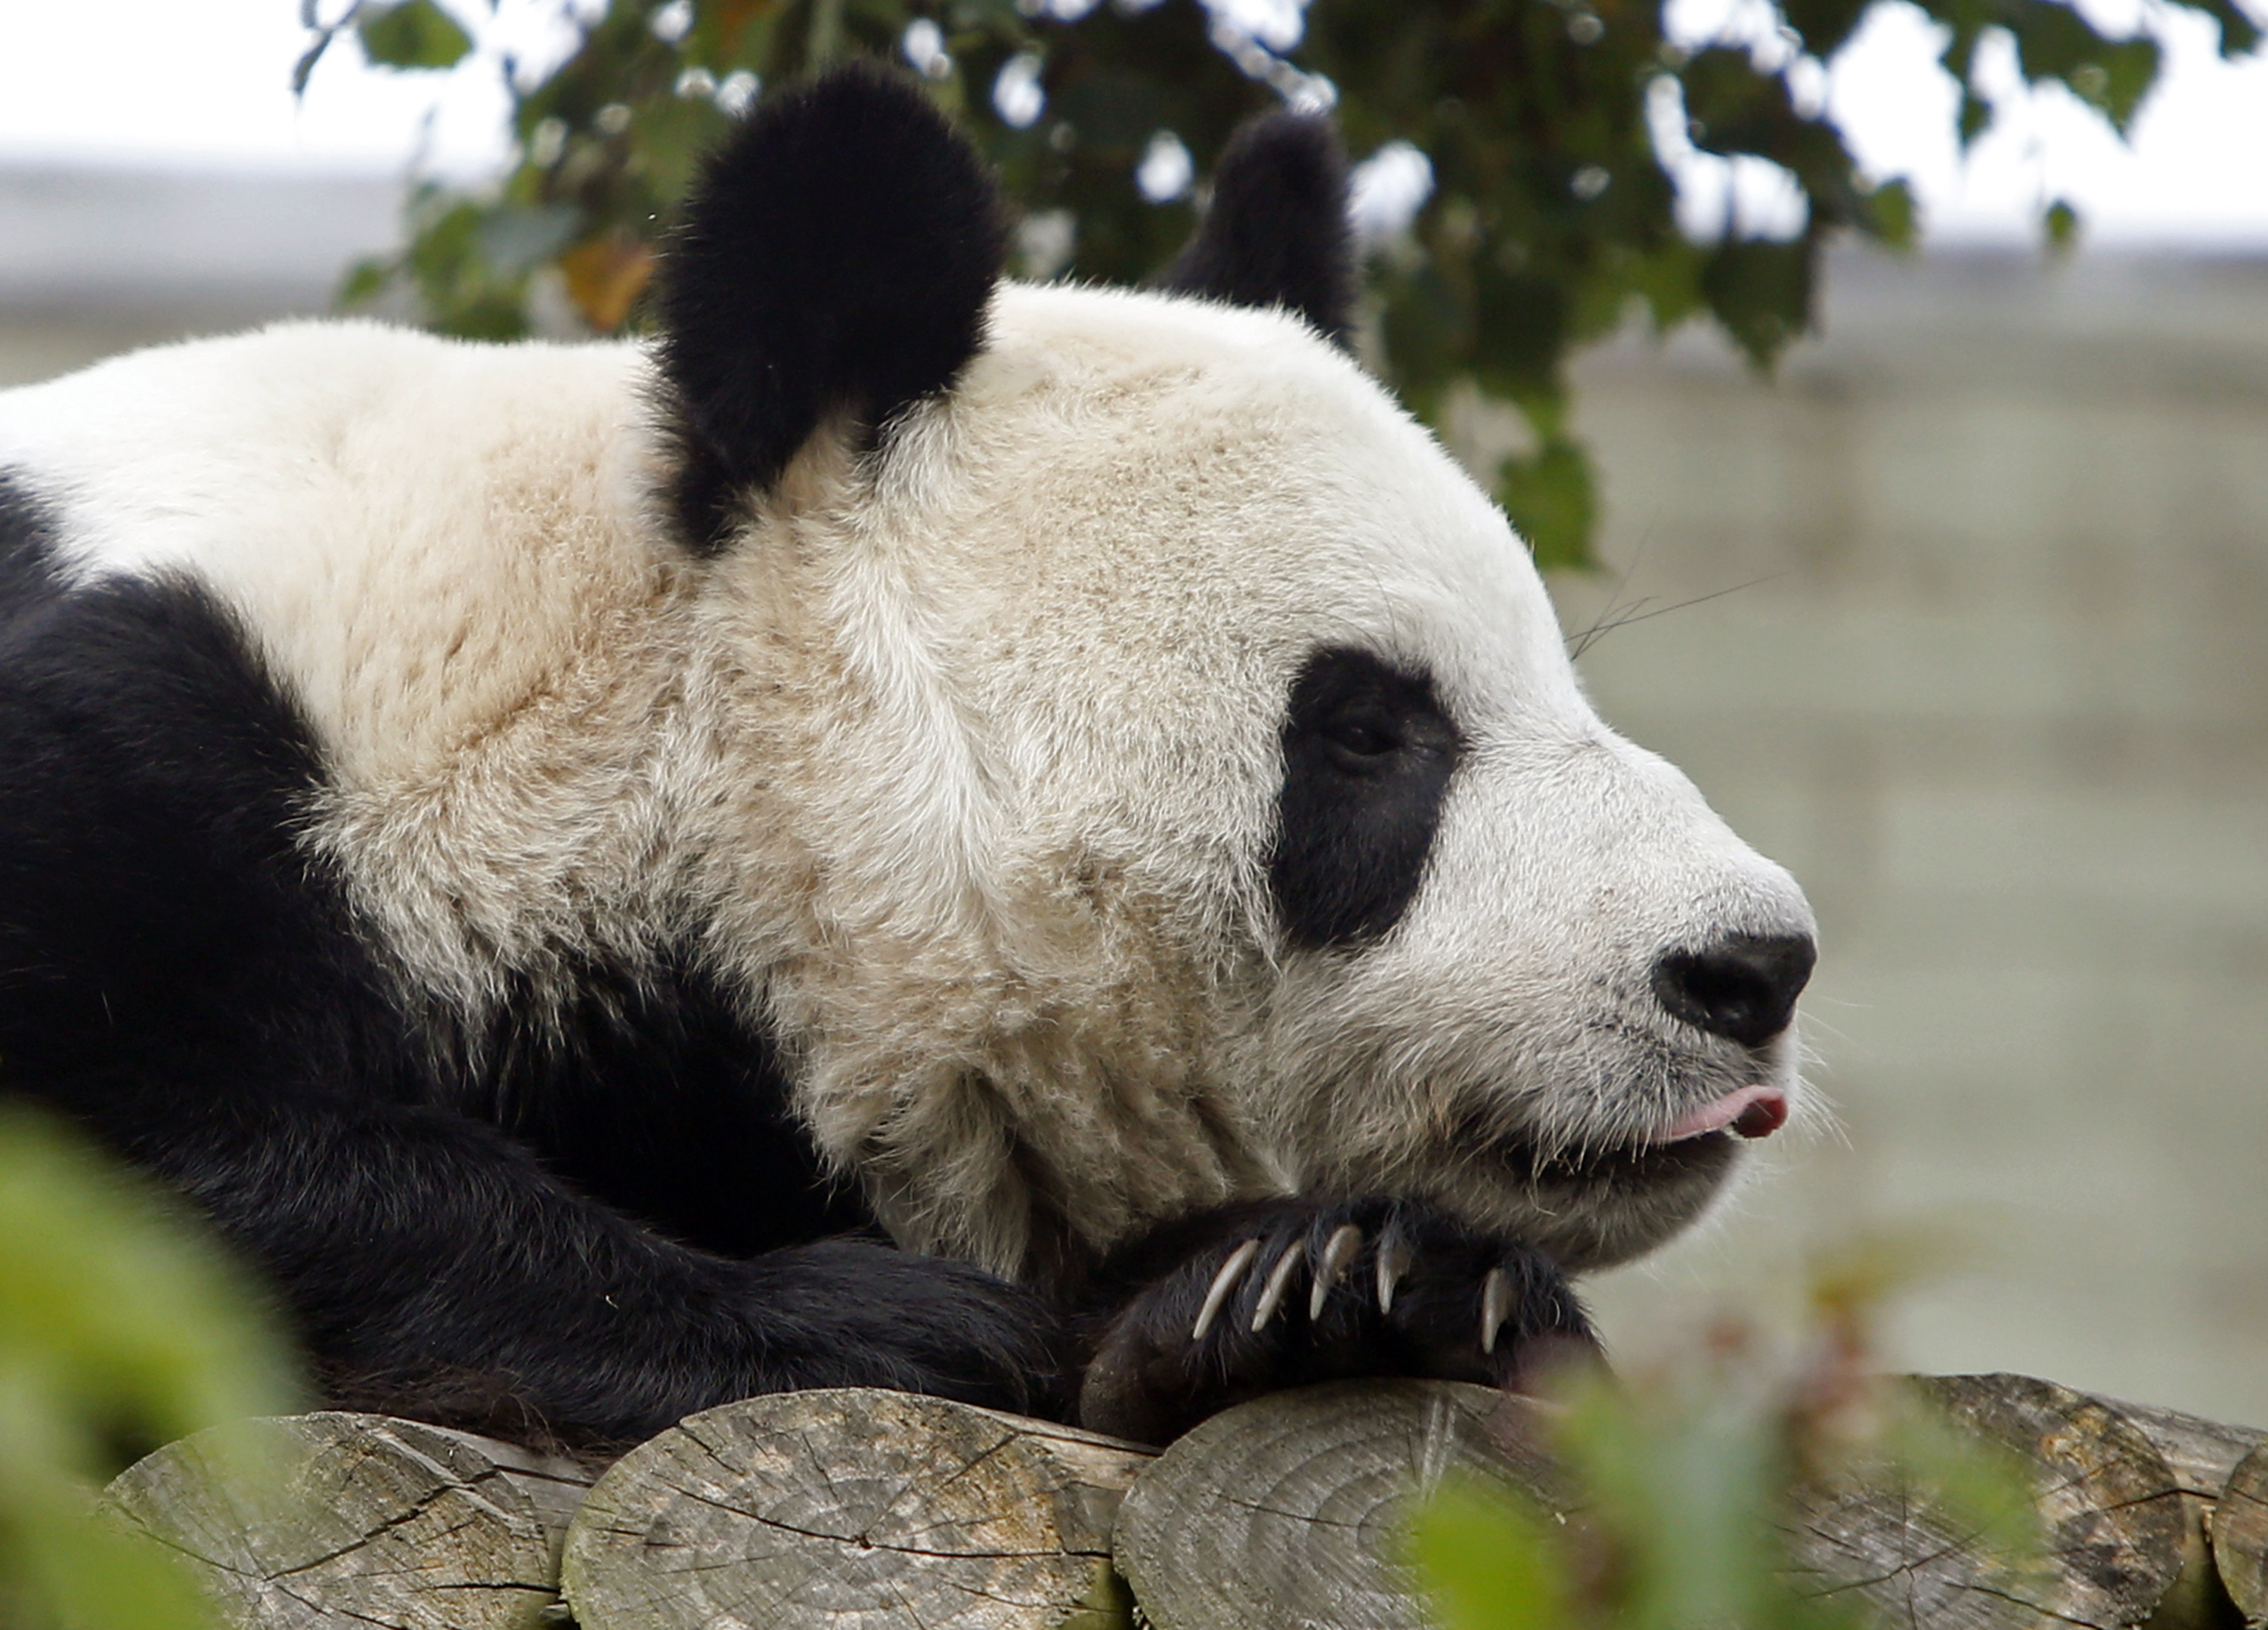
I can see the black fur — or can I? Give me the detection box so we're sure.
[1076,1197,1596,1445]
[465,953,874,1258]
[656,65,1007,551]
[0,481,388,1090]
[1162,111,1357,348]
[0,473,1060,1446]
[1270,646,1461,949]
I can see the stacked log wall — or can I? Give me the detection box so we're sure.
[105,1376,2268,1630]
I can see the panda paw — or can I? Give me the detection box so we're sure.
[1074,1198,1598,1444]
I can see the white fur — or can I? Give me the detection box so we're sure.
[0,288,1812,1283]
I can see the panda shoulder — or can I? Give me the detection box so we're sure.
[0,321,650,585]
[1,319,644,467]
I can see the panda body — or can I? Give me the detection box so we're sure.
[0,71,1814,1446]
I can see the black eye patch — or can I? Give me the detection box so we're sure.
[1269,646,1462,949]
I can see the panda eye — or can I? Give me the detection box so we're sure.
[1272,646,1465,949]
[1279,647,1460,785]
[1325,709,1402,763]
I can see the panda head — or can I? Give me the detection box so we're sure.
[655,67,1817,1284]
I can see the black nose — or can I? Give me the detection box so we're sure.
[1651,933,1817,1048]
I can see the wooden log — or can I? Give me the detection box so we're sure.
[1113,1374,2249,1630]
[2084,1395,2260,1630]
[1788,1373,2201,1630]
[102,1411,595,1630]
[559,1387,1154,1630]
[98,1374,2256,1630]
[2200,1437,2268,1625]
[2092,1396,2265,1504]
[1111,1378,1566,1630]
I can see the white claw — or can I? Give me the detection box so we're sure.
[1251,1243,1306,1331]
[1376,1231,1414,1315]
[1481,1267,1514,1356]
[1192,1238,1263,1342]
[1310,1224,1363,1322]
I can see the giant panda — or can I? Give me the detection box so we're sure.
[0,67,1814,1449]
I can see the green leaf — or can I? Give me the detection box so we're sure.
[1678,45,1789,154]
[1861,177,1918,250]
[1957,88,1993,147]
[0,1104,299,1628]
[2043,197,2081,253]
[1997,0,2161,134]
[1406,1477,1572,1630]
[1471,269,1570,401]
[2164,0,2265,56]
[357,0,474,70]
[1627,241,1706,333]
[4,1480,221,1630]
[336,255,392,308]
[0,1107,297,1455]
[1498,436,1598,573]
[1700,237,1814,371]
[1780,0,1878,60]
[2091,38,2163,131]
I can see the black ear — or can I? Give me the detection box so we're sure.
[657,65,1006,550]
[1161,111,1356,349]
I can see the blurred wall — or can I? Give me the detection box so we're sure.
[6,169,2265,1422]
[1569,248,2268,1426]
[0,166,395,386]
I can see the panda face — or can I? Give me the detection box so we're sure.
[687,280,1811,1280]
[622,73,1815,1281]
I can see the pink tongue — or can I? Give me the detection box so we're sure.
[1659,1085,1789,1143]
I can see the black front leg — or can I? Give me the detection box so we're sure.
[1074,1198,1597,1445]
[51,1077,1065,1448]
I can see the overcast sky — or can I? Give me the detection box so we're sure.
[0,0,2261,246]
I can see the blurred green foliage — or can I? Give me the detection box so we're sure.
[1408,1239,2042,1630]
[306,0,2261,567]
[0,1104,299,1630]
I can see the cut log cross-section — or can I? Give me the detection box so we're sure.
[101,1411,596,1630]
[2203,1436,2268,1625]
[2093,1394,2262,1629]
[1787,1374,2219,1630]
[559,1387,1157,1630]
[1112,1378,1569,1630]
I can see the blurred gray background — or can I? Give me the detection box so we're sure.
[4,166,2263,1424]
[1560,249,2268,1423]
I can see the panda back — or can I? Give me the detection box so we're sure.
[0,322,671,791]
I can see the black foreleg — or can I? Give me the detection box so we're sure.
[47,1077,1064,1446]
